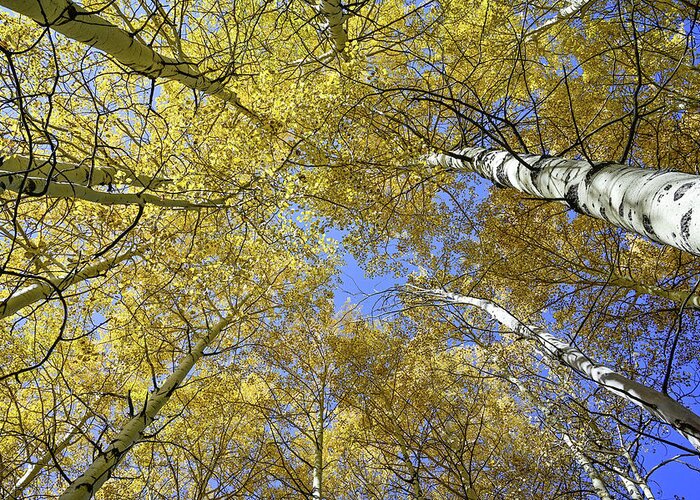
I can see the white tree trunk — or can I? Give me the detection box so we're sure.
[1,155,168,189]
[0,0,256,119]
[427,148,700,256]
[318,0,348,56]
[619,441,655,500]
[59,316,233,500]
[8,414,90,499]
[617,471,644,500]
[608,274,700,310]
[0,251,138,319]
[311,386,325,500]
[418,288,700,451]
[526,0,596,40]
[562,433,613,500]
[504,373,647,499]
[0,170,215,207]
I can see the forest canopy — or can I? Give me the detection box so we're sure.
[0,0,699,498]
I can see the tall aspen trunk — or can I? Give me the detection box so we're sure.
[0,251,139,319]
[562,433,613,500]
[608,274,700,309]
[427,148,700,256]
[0,0,256,119]
[59,317,233,500]
[1,155,168,189]
[619,440,655,500]
[504,374,644,499]
[526,0,596,40]
[418,288,700,451]
[312,381,325,500]
[617,471,644,500]
[318,0,348,56]
[0,169,211,207]
[8,414,90,499]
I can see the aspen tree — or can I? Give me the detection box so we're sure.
[428,148,700,256]
[415,287,700,451]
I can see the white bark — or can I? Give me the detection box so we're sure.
[59,316,233,500]
[0,251,138,319]
[0,0,256,119]
[1,155,169,189]
[619,442,655,500]
[427,148,700,256]
[617,472,644,500]
[418,288,700,451]
[562,433,613,500]
[8,414,89,499]
[526,0,596,40]
[311,385,325,500]
[504,373,646,499]
[0,170,215,207]
[318,0,349,57]
[608,274,700,310]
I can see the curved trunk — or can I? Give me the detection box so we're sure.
[0,171,216,207]
[420,288,700,451]
[0,251,139,319]
[8,414,89,499]
[59,317,233,500]
[0,0,256,120]
[427,148,700,256]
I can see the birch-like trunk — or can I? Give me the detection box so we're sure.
[608,274,700,310]
[0,251,139,319]
[427,148,700,256]
[617,471,644,500]
[0,0,256,119]
[419,288,700,451]
[526,0,596,40]
[318,0,348,56]
[311,384,325,500]
[504,373,647,499]
[0,170,215,207]
[562,433,613,500]
[619,439,655,500]
[1,155,168,189]
[8,414,89,499]
[59,316,232,500]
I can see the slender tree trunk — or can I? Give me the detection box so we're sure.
[617,431,656,500]
[608,274,700,310]
[1,155,168,189]
[8,414,90,499]
[312,382,325,500]
[0,251,139,319]
[0,170,215,207]
[59,316,233,500]
[398,441,425,500]
[417,288,700,451]
[0,0,256,120]
[526,0,596,40]
[617,471,644,500]
[318,0,348,56]
[562,433,613,500]
[427,148,700,256]
[504,374,643,500]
